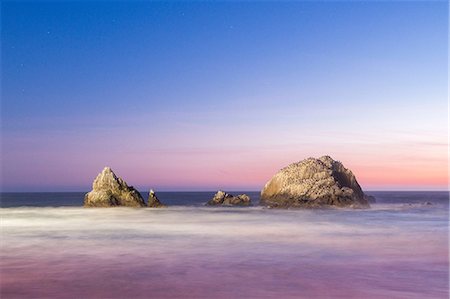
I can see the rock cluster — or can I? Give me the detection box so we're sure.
[206,191,251,206]
[148,189,165,208]
[260,156,371,208]
[84,167,146,207]
[85,157,373,210]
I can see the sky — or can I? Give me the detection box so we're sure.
[1,1,448,192]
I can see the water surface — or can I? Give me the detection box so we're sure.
[1,192,448,298]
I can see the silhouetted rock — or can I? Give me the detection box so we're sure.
[260,156,370,208]
[84,167,145,207]
[206,191,251,206]
[148,189,165,208]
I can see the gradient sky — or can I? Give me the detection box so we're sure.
[1,1,448,192]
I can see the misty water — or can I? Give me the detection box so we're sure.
[1,192,448,298]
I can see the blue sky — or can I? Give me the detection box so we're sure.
[1,1,448,191]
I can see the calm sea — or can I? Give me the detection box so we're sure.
[1,191,449,298]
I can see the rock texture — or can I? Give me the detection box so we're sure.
[148,189,165,208]
[84,167,145,207]
[206,191,251,206]
[260,156,371,208]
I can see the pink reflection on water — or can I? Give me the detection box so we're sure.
[2,254,448,299]
[1,206,448,298]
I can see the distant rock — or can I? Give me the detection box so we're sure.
[260,156,370,208]
[84,167,145,207]
[206,191,251,206]
[147,189,165,208]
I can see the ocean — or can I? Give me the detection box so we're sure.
[1,191,448,298]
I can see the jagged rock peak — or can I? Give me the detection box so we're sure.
[92,167,127,189]
[84,167,145,208]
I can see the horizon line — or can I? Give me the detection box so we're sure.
[1,189,448,193]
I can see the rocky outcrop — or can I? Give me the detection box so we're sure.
[206,191,251,206]
[84,167,145,207]
[148,189,165,208]
[260,156,371,208]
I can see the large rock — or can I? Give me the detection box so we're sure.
[84,167,145,207]
[260,156,371,208]
[148,189,165,208]
[206,191,251,206]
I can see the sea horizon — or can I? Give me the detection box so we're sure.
[1,189,449,193]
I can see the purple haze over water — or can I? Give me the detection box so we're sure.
[1,192,448,298]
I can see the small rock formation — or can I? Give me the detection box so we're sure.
[84,167,145,207]
[148,189,165,208]
[206,190,251,206]
[260,156,371,208]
